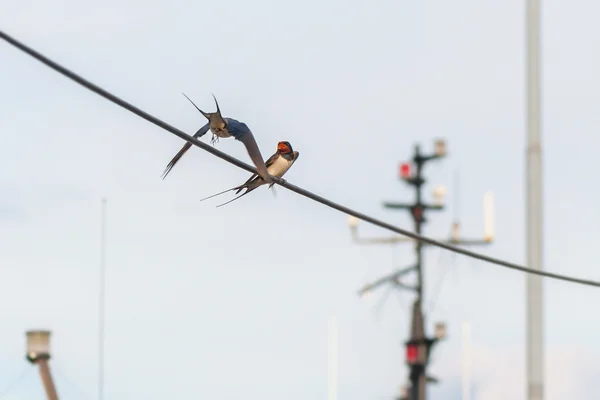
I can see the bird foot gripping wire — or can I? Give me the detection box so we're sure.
[210,134,219,146]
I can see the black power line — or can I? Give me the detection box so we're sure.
[1,30,599,288]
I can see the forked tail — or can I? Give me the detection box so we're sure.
[215,186,259,208]
[199,184,245,202]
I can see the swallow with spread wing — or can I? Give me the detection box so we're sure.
[199,141,299,208]
[161,93,272,183]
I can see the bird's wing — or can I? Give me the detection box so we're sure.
[202,154,279,199]
[235,175,258,194]
[227,121,272,184]
[161,123,210,179]
[235,151,280,194]
[264,151,281,168]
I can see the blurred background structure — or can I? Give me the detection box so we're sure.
[25,330,59,400]
[525,0,545,398]
[349,139,494,399]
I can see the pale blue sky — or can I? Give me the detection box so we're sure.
[2,0,600,399]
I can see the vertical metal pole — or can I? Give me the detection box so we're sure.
[328,315,338,400]
[526,0,544,399]
[38,359,59,400]
[389,144,447,400]
[414,145,424,304]
[411,145,426,400]
[98,198,107,400]
[408,299,426,400]
[461,322,471,400]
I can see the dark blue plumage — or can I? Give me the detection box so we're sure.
[161,94,271,183]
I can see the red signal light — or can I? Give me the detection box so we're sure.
[412,206,423,221]
[399,163,411,179]
[406,343,419,364]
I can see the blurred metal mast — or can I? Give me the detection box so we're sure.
[99,198,107,400]
[526,0,544,399]
[349,140,495,400]
[461,322,472,400]
[328,314,338,400]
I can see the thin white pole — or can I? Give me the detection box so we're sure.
[328,315,338,400]
[98,198,107,400]
[525,0,544,399]
[461,322,472,400]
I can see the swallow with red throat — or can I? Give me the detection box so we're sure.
[199,141,299,207]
